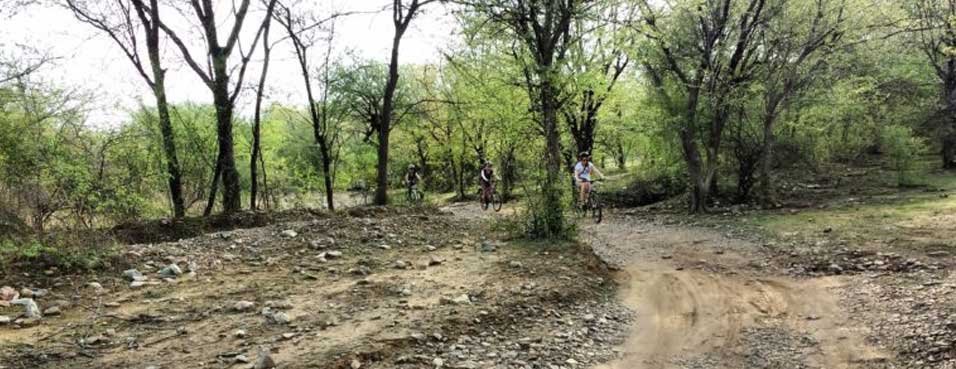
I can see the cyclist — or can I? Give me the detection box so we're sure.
[405,164,422,196]
[479,161,495,205]
[573,151,603,207]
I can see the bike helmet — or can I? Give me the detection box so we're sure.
[408,164,416,170]
[579,151,590,159]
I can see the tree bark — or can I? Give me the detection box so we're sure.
[942,80,956,169]
[250,16,272,211]
[212,83,242,213]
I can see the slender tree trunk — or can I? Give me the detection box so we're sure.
[251,16,273,211]
[942,80,956,169]
[758,110,777,203]
[212,84,242,213]
[154,66,184,218]
[375,29,405,206]
[203,160,222,216]
[250,48,271,211]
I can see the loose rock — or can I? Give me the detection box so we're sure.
[233,301,256,312]
[280,229,298,238]
[254,347,276,369]
[12,298,41,318]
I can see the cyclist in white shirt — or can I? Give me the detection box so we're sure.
[573,151,603,207]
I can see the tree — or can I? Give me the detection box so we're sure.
[753,0,847,202]
[638,0,773,213]
[158,0,278,214]
[250,0,277,211]
[464,0,586,237]
[372,0,440,205]
[561,0,633,159]
[66,0,187,218]
[274,1,344,211]
[908,0,956,169]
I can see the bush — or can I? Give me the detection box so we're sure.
[880,125,927,187]
[0,236,119,273]
[498,181,575,241]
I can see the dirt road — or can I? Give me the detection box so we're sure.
[584,216,891,369]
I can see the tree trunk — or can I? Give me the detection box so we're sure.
[375,29,405,206]
[942,81,956,169]
[203,159,222,216]
[758,111,776,203]
[154,69,185,218]
[680,86,707,213]
[319,140,335,210]
[251,16,273,211]
[139,0,184,218]
[213,87,242,213]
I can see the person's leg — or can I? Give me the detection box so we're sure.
[582,181,591,204]
[578,182,586,206]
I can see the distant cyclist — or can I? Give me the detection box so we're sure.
[405,164,422,193]
[479,161,495,204]
[573,151,603,207]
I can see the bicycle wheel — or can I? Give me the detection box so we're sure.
[492,193,503,212]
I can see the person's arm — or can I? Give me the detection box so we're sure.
[574,165,583,182]
[481,170,489,182]
[592,164,604,179]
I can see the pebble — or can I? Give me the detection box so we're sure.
[234,301,256,312]
[351,359,362,369]
[87,282,104,290]
[43,306,61,316]
[235,329,248,338]
[123,269,144,281]
[0,316,10,324]
[254,347,276,369]
[158,264,183,278]
[19,288,33,299]
[326,251,343,259]
[394,260,409,269]
[429,256,444,266]
[280,229,298,238]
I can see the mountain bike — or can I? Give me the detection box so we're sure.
[406,183,424,205]
[574,179,603,223]
[480,184,503,212]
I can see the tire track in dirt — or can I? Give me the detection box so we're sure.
[585,215,891,369]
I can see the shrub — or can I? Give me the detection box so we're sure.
[880,125,927,187]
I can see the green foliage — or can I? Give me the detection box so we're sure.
[881,125,928,187]
[0,237,116,272]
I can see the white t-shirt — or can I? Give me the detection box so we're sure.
[574,161,594,182]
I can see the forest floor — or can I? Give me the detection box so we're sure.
[4,164,956,369]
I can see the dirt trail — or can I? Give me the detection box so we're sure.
[585,216,891,369]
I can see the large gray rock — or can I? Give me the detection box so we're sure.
[12,298,41,318]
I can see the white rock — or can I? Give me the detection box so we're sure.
[234,301,256,312]
[280,230,298,238]
[12,298,40,318]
